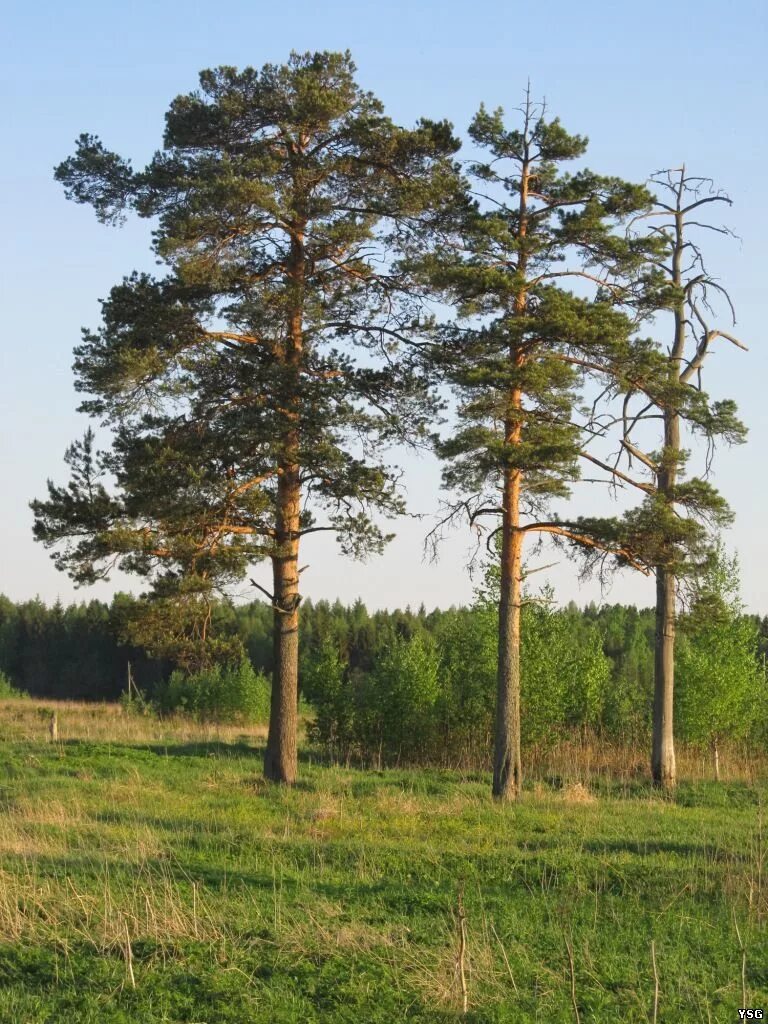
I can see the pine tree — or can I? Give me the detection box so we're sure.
[586,168,747,788]
[421,91,653,799]
[31,52,461,784]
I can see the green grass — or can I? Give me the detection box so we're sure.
[1,703,767,1022]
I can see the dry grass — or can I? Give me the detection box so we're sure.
[0,697,269,746]
[0,858,227,948]
[527,733,765,786]
[561,782,597,804]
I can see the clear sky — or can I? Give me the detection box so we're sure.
[2,0,766,613]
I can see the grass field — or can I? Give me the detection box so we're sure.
[1,699,767,1023]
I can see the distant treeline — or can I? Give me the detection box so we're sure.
[2,594,767,753]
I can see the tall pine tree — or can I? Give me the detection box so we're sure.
[31,52,461,784]
[421,92,653,800]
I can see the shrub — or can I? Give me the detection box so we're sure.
[434,607,496,756]
[357,632,441,761]
[118,687,155,717]
[155,660,270,722]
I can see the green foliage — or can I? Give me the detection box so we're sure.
[300,590,611,764]
[302,637,356,760]
[358,632,441,759]
[587,170,747,587]
[111,583,245,672]
[521,598,610,743]
[595,604,654,740]
[434,606,496,752]
[0,670,26,698]
[0,593,167,701]
[118,686,155,718]
[676,545,766,748]
[419,95,652,529]
[34,51,462,668]
[155,660,271,722]
[475,561,613,745]
[5,585,766,757]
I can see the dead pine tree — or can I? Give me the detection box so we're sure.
[583,167,747,789]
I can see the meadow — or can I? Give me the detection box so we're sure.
[1,698,767,1023]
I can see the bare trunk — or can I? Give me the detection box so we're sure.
[264,468,301,784]
[493,483,523,801]
[712,737,720,782]
[651,195,685,790]
[652,566,676,787]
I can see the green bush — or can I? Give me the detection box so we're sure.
[358,632,441,761]
[302,599,614,766]
[118,686,155,717]
[434,607,496,756]
[155,660,270,722]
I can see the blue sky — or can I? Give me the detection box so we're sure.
[2,0,766,611]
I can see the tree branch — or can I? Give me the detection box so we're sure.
[579,451,653,494]
[520,522,651,574]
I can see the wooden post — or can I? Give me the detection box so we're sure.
[456,886,468,1014]
[49,711,58,742]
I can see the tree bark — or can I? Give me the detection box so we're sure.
[264,466,301,784]
[264,205,305,785]
[651,194,685,791]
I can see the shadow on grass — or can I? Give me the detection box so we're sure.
[145,740,265,759]
[0,844,455,923]
[51,737,266,761]
[16,740,768,811]
[582,837,752,861]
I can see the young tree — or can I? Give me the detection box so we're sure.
[676,543,764,779]
[301,636,356,762]
[422,92,653,799]
[359,631,440,763]
[586,169,747,788]
[31,52,461,784]
[476,564,611,746]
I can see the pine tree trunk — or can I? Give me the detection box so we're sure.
[493,467,523,801]
[264,221,305,785]
[651,198,685,791]
[652,566,676,788]
[264,467,301,784]
[492,118,528,802]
